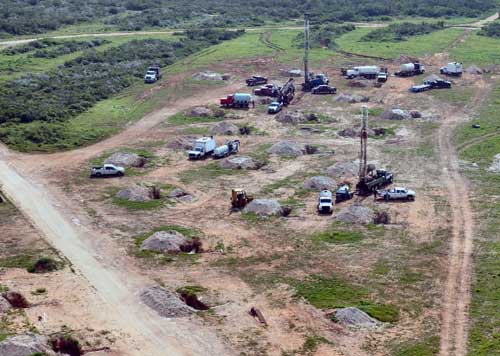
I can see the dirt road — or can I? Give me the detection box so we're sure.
[0,157,231,356]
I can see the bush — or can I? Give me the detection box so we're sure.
[479,20,500,38]
[361,22,445,42]
[27,257,60,273]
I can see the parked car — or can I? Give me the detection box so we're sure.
[268,101,283,114]
[378,187,416,201]
[246,75,268,86]
[425,79,452,89]
[90,164,125,178]
[312,84,337,94]
[410,84,432,93]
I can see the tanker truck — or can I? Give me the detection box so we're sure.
[220,93,254,109]
[344,66,380,79]
[395,62,425,77]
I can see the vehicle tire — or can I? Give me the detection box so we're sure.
[384,195,389,201]
[408,195,415,201]
[117,172,124,177]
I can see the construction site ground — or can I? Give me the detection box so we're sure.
[0,22,499,356]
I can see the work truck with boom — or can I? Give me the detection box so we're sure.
[395,62,425,77]
[188,137,216,160]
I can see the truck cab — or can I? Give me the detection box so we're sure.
[188,137,216,160]
[144,66,162,83]
[335,185,354,203]
[317,190,333,214]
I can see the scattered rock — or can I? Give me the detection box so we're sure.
[244,199,283,216]
[140,231,188,253]
[347,79,368,88]
[116,185,152,202]
[409,110,422,118]
[338,127,357,138]
[167,136,196,150]
[176,194,195,203]
[335,307,379,328]
[169,188,188,198]
[374,211,391,224]
[372,128,387,136]
[221,73,231,80]
[188,106,213,117]
[487,154,500,173]
[306,113,319,121]
[105,152,146,168]
[335,93,369,103]
[326,161,358,178]
[337,204,374,224]
[304,144,318,154]
[140,286,195,318]
[211,121,239,135]
[0,296,11,314]
[0,333,55,356]
[275,110,306,125]
[239,126,252,135]
[381,109,411,120]
[192,71,223,81]
[220,156,262,170]
[267,141,304,157]
[466,65,483,75]
[304,176,336,191]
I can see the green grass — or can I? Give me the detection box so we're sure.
[0,253,43,270]
[336,27,464,58]
[428,86,475,106]
[293,275,399,322]
[112,197,166,210]
[166,112,224,126]
[312,230,364,244]
[392,336,440,356]
[180,161,244,184]
[451,32,500,66]
[176,285,208,296]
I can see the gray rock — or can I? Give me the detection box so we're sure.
[176,194,195,203]
[337,204,374,224]
[188,106,213,118]
[466,65,483,75]
[167,136,196,150]
[220,156,261,170]
[381,109,411,120]
[335,307,379,328]
[335,94,369,104]
[410,110,422,118]
[0,297,11,314]
[244,199,283,216]
[326,161,358,177]
[304,176,336,191]
[116,185,152,202]
[275,110,306,125]
[221,73,231,80]
[140,231,188,253]
[169,188,188,198]
[267,141,304,157]
[0,333,55,356]
[338,127,357,137]
[140,286,194,318]
[286,69,302,77]
[192,71,223,81]
[105,151,146,168]
[488,154,500,173]
[211,122,239,135]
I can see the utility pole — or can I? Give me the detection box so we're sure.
[303,13,310,90]
[359,106,368,181]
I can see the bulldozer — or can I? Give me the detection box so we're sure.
[231,188,254,209]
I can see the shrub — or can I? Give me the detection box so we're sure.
[27,257,60,273]
[361,22,445,42]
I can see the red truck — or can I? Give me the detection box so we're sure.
[220,93,254,108]
[254,84,279,97]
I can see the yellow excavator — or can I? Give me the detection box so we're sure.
[231,188,254,209]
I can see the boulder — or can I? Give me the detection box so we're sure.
[304,176,336,191]
[192,71,223,81]
[140,286,195,318]
[140,231,188,253]
[338,128,357,138]
[176,194,195,203]
[220,156,261,170]
[381,109,411,120]
[267,141,304,157]
[188,106,213,117]
[304,144,318,154]
[244,199,283,216]
[466,65,483,75]
[105,152,146,168]
[211,122,239,135]
[335,307,379,328]
[275,110,306,125]
[167,136,196,150]
[488,154,500,173]
[337,204,374,224]
[0,333,55,356]
[116,185,152,202]
[409,110,422,118]
[335,94,369,104]
[169,188,189,198]
[221,73,231,80]
[326,161,358,178]
[285,69,302,77]
[0,296,11,314]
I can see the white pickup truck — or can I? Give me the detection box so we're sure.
[90,164,125,178]
[317,190,334,214]
[378,187,415,201]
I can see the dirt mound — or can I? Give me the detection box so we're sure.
[381,109,411,120]
[140,231,188,253]
[211,122,239,135]
[304,176,336,191]
[275,110,306,125]
[488,154,500,173]
[267,141,304,157]
[466,65,483,75]
[394,54,419,64]
[336,204,374,224]
[105,152,146,168]
[335,307,379,328]
[192,71,223,81]
[116,185,152,202]
[335,93,370,103]
[140,286,195,318]
[2,291,29,308]
[0,333,55,356]
[0,296,11,314]
[188,106,213,117]
[244,199,283,216]
[167,136,196,150]
[220,156,261,170]
[326,161,358,177]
